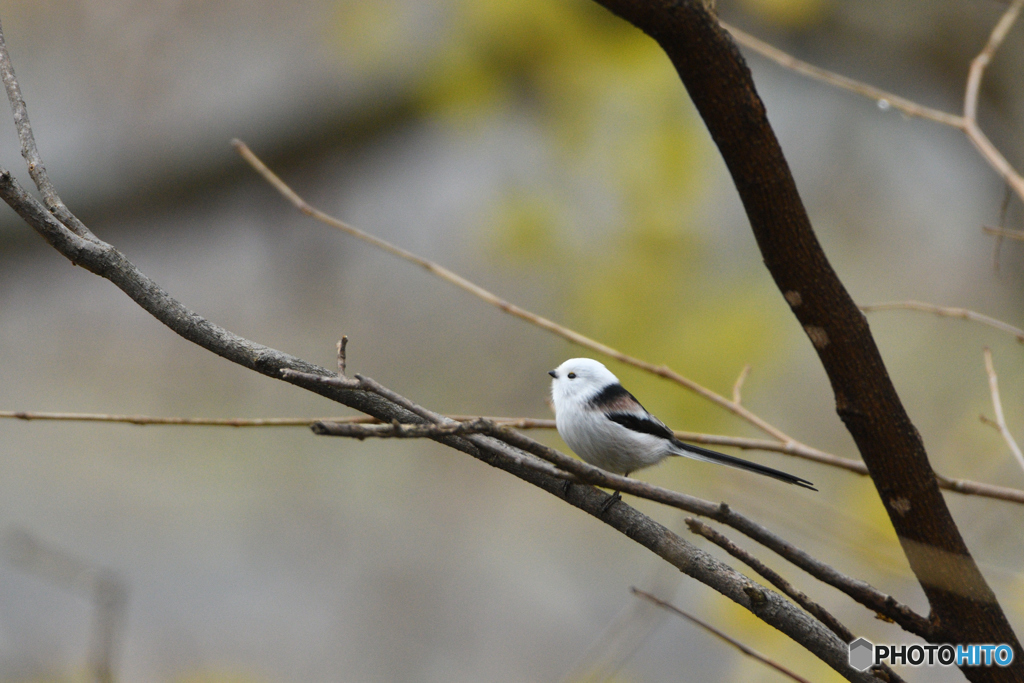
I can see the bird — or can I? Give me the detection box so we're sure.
[548,358,816,492]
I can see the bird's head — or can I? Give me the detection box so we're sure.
[548,358,619,409]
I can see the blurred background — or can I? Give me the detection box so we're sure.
[0,0,1023,681]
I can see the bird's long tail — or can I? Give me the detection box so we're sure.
[670,440,816,491]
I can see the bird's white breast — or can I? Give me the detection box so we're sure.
[555,406,672,475]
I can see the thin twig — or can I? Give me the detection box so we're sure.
[982,347,1024,473]
[931,472,1024,504]
[992,184,1013,270]
[0,409,562,429]
[983,225,1024,242]
[722,4,1024,205]
[0,410,360,426]
[630,588,819,683]
[8,408,1024,504]
[860,300,1024,343]
[721,21,964,127]
[337,336,349,376]
[964,0,1023,124]
[312,418,495,439]
[962,0,1024,203]
[281,367,575,479]
[233,139,796,445]
[731,364,751,405]
[0,22,96,240]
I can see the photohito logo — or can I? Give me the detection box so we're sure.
[848,637,1014,671]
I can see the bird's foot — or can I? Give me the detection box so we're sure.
[599,490,622,514]
[560,479,573,497]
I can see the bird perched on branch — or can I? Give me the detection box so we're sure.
[548,358,815,491]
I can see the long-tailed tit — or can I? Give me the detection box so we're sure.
[549,358,816,490]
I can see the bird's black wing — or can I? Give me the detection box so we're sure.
[600,383,817,490]
[592,384,678,441]
[606,411,677,441]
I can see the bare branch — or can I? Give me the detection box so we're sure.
[631,588,821,683]
[931,473,1024,505]
[983,225,1024,242]
[991,185,1014,270]
[0,410,354,426]
[982,347,1024,473]
[337,336,349,376]
[721,21,963,127]
[731,363,751,404]
[962,0,1024,203]
[860,300,1024,343]
[721,4,1024,205]
[9,408,1024,504]
[964,0,1023,124]
[0,22,95,240]
[312,418,495,439]
[680,520,906,683]
[0,410,554,429]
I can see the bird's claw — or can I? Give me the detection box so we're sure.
[599,490,622,514]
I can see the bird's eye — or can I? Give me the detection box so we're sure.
[567,372,576,379]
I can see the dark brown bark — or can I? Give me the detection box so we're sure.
[587,1,1022,680]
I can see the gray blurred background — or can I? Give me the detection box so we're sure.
[0,0,1023,681]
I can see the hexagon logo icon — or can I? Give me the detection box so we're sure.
[849,637,874,671]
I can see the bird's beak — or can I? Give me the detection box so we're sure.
[548,370,557,378]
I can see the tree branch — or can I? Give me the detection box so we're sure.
[312,418,497,439]
[722,1,1024,205]
[585,1,1022,678]
[982,348,1024,473]
[720,21,964,127]
[0,20,96,240]
[860,301,1024,344]
[10,408,1024,504]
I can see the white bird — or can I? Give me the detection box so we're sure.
[548,358,815,490]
